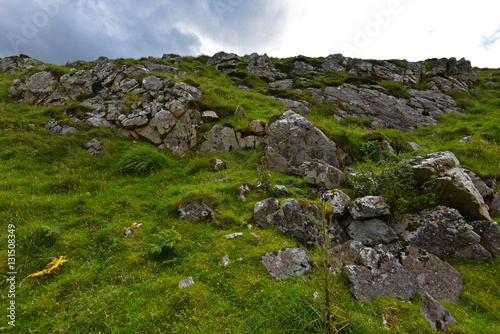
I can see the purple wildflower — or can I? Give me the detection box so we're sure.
[328,228,332,234]
[304,229,309,234]
[327,263,331,268]
[301,208,305,213]
[311,237,316,242]
[295,243,300,248]
[307,275,311,280]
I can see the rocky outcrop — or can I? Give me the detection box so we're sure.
[309,84,463,132]
[8,57,204,156]
[262,247,312,280]
[0,55,45,73]
[393,206,492,261]
[245,53,286,80]
[489,192,500,217]
[409,151,491,221]
[268,96,310,115]
[320,55,476,92]
[262,110,339,175]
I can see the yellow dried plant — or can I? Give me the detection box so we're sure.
[25,256,68,280]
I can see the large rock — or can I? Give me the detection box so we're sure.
[200,125,241,154]
[393,206,492,261]
[268,97,310,115]
[261,247,312,279]
[420,293,457,331]
[347,219,398,247]
[344,257,418,302]
[83,139,103,155]
[348,196,391,220]
[333,241,463,306]
[246,53,286,80]
[262,110,339,175]
[254,198,322,244]
[161,109,201,156]
[409,151,491,221]
[401,246,462,305]
[309,84,463,132]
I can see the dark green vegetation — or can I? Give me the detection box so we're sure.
[0,55,499,333]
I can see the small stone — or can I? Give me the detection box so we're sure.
[236,257,243,262]
[235,105,247,117]
[212,159,227,171]
[225,232,243,239]
[179,277,194,289]
[222,254,230,266]
[83,139,103,155]
[251,233,261,241]
[406,142,422,151]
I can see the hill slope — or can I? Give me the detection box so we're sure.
[0,53,499,333]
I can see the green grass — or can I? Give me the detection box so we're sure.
[1,57,500,333]
[115,146,174,174]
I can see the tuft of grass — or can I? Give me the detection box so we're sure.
[116,146,173,174]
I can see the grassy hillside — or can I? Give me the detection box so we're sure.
[0,56,499,333]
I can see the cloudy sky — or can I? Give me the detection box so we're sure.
[1,0,499,68]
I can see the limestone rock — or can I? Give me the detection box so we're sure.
[234,105,247,118]
[202,111,219,122]
[142,75,164,92]
[262,248,312,280]
[326,189,351,217]
[489,192,500,217]
[420,293,457,331]
[293,61,315,74]
[469,220,500,257]
[347,219,398,247]
[406,142,422,151]
[401,246,462,305]
[249,120,266,136]
[179,277,194,289]
[136,125,162,145]
[393,206,492,261]
[45,119,78,136]
[200,125,241,154]
[151,110,177,136]
[300,159,345,189]
[273,185,290,196]
[254,198,323,245]
[246,53,286,80]
[464,169,494,199]
[162,109,201,156]
[269,97,310,115]
[409,151,491,221]
[121,116,148,129]
[83,139,103,155]
[343,258,418,302]
[348,196,391,220]
[262,110,339,175]
[178,202,214,222]
[212,159,227,171]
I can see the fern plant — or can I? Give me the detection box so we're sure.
[144,228,182,264]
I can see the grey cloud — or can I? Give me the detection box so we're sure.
[0,0,290,64]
